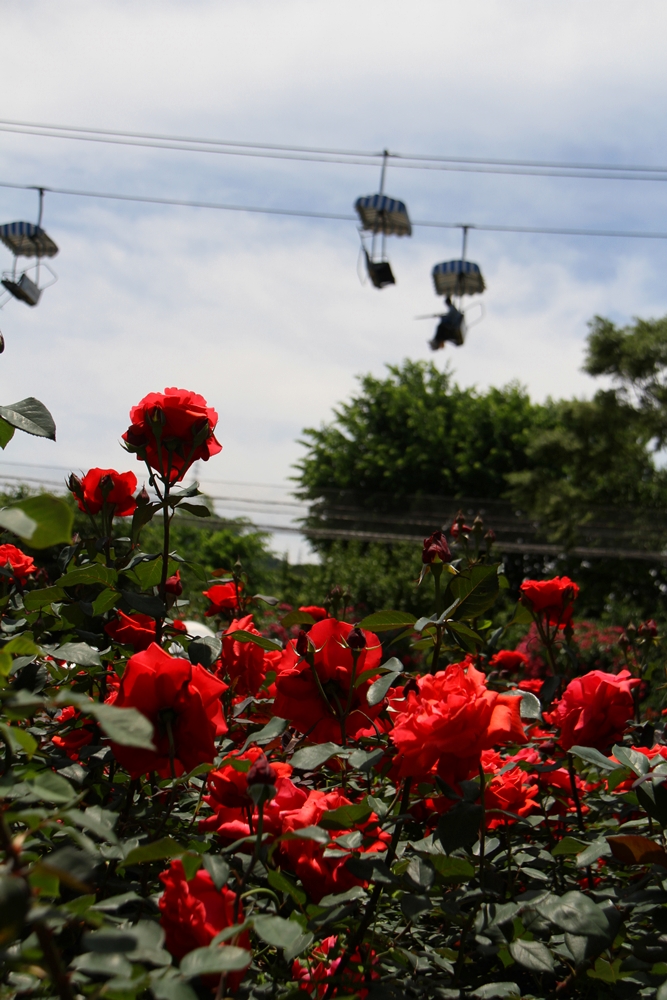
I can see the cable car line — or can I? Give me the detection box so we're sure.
[5,118,667,181]
[1,177,667,242]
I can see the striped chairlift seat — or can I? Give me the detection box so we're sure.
[0,222,59,259]
[432,260,485,297]
[355,195,412,237]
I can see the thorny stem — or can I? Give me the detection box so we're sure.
[235,803,265,922]
[430,623,444,675]
[323,778,413,999]
[155,453,174,644]
[567,753,585,833]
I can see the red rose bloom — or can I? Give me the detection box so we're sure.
[519,576,580,628]
[518,678,544,695]
[299,605,329,622]
[76,468,137,517]
[201,747,306,844]
[544,668,639,752]
[204,582,241,616]
[158,859,250,990]
[484,768,540,829]
[273,617,383,744]
[105,611,156,652]
[0,544,36,584]
[279,789,390,902]
[390,661,526,781]
[422,530,451,564]
[164,570,183,596]
[292,936,378,998]
[122,387,222,484]
[489,649,529,673]
[51,706,96,760]
[219,615,281,696]
[110,643,228,778]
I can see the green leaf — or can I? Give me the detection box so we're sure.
[0,723,36,758]
[227,629,282,652]
[176,502,211,518]
[551,836,588,857]
[357,610,417,632]
[150,971,199,1000]
[445,618,484,651]
[59,563,117,588]
[429,855,475,882]
[267,869,306,905]
[509,603,533,626]
[241,715,288,751]
[88,703,155,749]
[509,939,554,973]
[436,802,483,854]
[253,915,308,952]
[202,855,230,890]
[32,770,77,803]
[471,984,521,999]
[180,945,251,978]
[0,417,15,450]
[367,671,398,706]
[290,742,342,771]
[538,891,610,936]
[0,496,72,548]
[280,610,315,628]
[569,746,617,771]
[2,636,41,655]
[123,837,183,866]
[91,588,120,615]
[121,591,166,618]
[575,839,612,868]
[54,642,102,666]
[188,636,222,668]
[282,825,329,844]
[71,952,132,978]
[318,801,372,830]
[0,397,56,440]
[448,564,499,620]
[23,586,66,610]
[611,744,650,776]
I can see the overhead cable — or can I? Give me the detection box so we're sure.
[4,118,667,181]
[2,178,667,241]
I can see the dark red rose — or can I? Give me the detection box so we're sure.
[203,581,241,616]
[449,520,472,539]
[105,611,156,652]
[158,859,250,990]
[0,544,36,584]
[122,387,222,484]
[247,752,278,786]
[110,642,228,778]
[519,576,580,628]
[639,619,658,638]
[75,468,137,516]
[298,605,329,621]
[422,530,451,564]
[273,618,383,744]
[544,669,639,752]
[390,660,526,780]
[346,626,366,650]
[164,570,183,596]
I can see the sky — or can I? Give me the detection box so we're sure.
[0,1,667,558]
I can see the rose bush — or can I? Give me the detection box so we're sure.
[1,386,667,1000]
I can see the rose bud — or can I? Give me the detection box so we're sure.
[247,753,278,787]
[67,473,85,502]
[639,619,658,638]
[164,571,183,597]
[295,629,310,656]
[485,529,496,544]
[347,626,366,650]
[136,485,151,506]
[422,530,452,565]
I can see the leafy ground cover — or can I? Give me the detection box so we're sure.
[0,388,667,1000]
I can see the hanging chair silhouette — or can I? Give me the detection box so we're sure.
[0,189,58,309]
[416,226,486,349]
[355,150,411,288]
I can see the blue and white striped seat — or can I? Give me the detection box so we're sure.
[432,259,485,296]
[0,222,59,258]
[354,195,412,237]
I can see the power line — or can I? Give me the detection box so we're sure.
[2,178,667,242]
[4,118,667,181]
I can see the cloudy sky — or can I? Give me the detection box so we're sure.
[0,1,666,556]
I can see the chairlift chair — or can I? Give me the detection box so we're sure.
[355,151,411,288]
[419,226,485,350]
[0,190,59,310]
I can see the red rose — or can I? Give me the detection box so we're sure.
[105,611,156,652]
[544,669,639,752]
[76,468,137,517]
[110,643,228,778]
[0,544,36,584]
[122,387,222,484]
[204,582,241,616]
[390,661,526,781]
[219,615,280,696]
[422,530,451,564]
[292,935,378,999]
[273,618,383,744]
[489,649,529,673]
[279,789,390,902]
[298,605,329,622]
[201,748,306,844]
[164,570,183,596]
[518,678,544,695]
[158,858,250,990]
[484,768,540,830]
[52,706,96,760]
[519,576,580,628]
